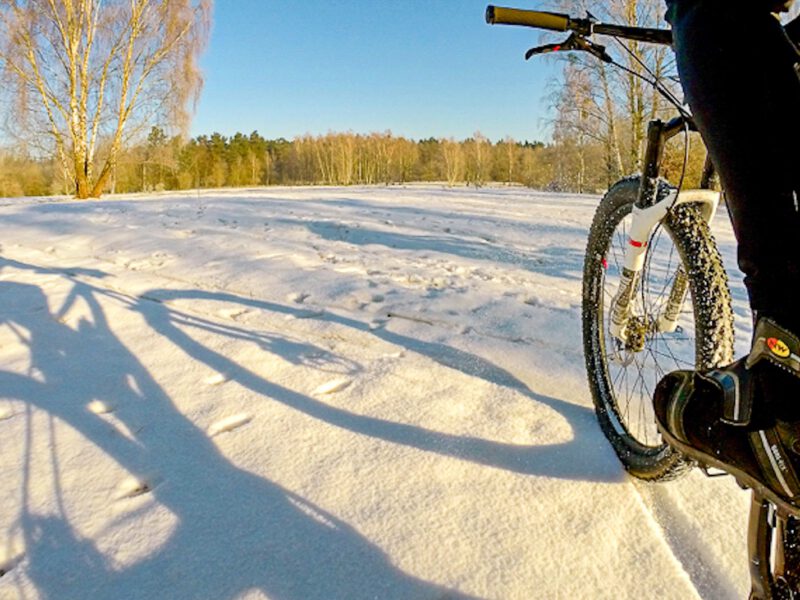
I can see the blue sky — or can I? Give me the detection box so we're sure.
[191,1,560,143]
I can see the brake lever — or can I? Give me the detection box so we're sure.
[525,33,576,60]
[525,42,568,60]
[525,32,613,63]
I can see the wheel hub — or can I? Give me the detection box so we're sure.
[626,316,649,353]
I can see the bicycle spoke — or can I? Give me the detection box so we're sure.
[596,203,702,450]
[631,347,657,442]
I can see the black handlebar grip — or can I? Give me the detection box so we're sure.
[485,6,570,31]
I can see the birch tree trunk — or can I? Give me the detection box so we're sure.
[0,0,210,198]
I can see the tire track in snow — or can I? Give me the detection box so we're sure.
[627,478,745,599]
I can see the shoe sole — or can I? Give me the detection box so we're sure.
[654,417,800,519]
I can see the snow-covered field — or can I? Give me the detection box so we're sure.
[0,185,756,599]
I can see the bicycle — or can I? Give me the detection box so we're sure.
[486,5,800,599]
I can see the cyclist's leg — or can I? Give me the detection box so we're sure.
[670,0,800,412]
[653,0,800,514]
[670,0,800,338]
[673,0,800,330]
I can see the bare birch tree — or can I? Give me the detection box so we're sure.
[441,138,464,187]
[548,0,675,178]
[464,131,488,187]
[501,135,519,185]
[0,0,210,198]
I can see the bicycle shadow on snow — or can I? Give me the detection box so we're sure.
[138,287,622,483]
[0,264,475,600]
[0,259,622,599]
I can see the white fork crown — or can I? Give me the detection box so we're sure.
[608,188,722,343]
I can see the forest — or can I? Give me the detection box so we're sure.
[0,127,710,198]
[0,0,723,198]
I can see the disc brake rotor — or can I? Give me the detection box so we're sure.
[609,315,651,365]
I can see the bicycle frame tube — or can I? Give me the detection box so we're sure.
[638,116,697,209]
[632,115,721,257]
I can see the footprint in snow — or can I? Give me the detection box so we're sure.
[208,413,252,437]
[285,309,325,320]
[287,292,310,304]
[313,378,352,395]
[0,548,25,577]
[87,400,114,414]
[369,319,388,331]
[523,296,541,307]
[149,251,170,267]
[218,307,250,321]
[116,475,160,499]
[126,253,168,271]
[204,373,229,386]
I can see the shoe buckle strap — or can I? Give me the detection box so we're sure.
[665,374,693,443]
[702,369,752,426]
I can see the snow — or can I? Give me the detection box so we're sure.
[0,185,753,599]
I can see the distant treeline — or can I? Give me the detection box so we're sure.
[0,127,707,198]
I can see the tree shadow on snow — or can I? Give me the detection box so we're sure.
[0,261,475,600]
[303,220,586,281]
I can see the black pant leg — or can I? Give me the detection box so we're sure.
[670,0,800,332]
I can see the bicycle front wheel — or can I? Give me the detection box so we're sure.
[583,177,735,481]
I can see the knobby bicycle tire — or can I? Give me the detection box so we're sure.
[582,177,735,481]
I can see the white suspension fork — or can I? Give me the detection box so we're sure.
[609,189,721,343]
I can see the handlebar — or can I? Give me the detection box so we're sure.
[487,5,683,118]
[486,5,672,46]
[485,6,570,31]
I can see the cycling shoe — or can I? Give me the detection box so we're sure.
[653,317,800,517]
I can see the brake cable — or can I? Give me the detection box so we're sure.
[525,12,690,118]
